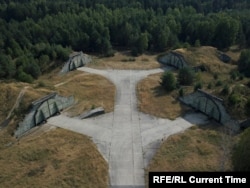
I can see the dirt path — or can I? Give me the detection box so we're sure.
[0,86,28,128]
[7,86,28,119]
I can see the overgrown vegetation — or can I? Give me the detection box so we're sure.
[160,71,176,92]
[232,127,250,171]
[238,49,250,77]
[1,1,250,186]
[178,67,195,86]
[137,72,187,120]
[147,124,234,173]
[158,46,250,120]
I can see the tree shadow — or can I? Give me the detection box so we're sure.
[151,85,169,97]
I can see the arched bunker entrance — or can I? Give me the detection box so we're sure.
[180,89,226,124]
[15,93,74,138]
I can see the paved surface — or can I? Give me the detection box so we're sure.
[48,67,209,188]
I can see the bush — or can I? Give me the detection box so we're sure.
[131,47,139,56]
[105,49,115,57]
[160,71,177,92]
[194,82,203,91]
[213,73,218,80]
[179,88,184,97]
[17,71,33,83]
[228,94,241,106]
[230,70,240,80]
[221,84,230,96]
[232,128,250,171]
[195,72,202,82]
[238,49,250,77]
[247,81,250,88]
[207,82,212,89]
[239,74,244,80]
[37,81,46,88]
[215,80,223,87]
[194,39,201,47]
[245,99,250,116]
[178,67,195,86]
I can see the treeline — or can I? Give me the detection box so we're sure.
[1,0,249,18]
[0,0,250,82]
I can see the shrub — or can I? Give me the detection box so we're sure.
[213,73,218,80]
[221,84,230,96]
[228,94,241,106]
[232,127,250,171]
[194,82,203,91]
[17,71,33,83]
[238,49,250,77]
[160,71,177,92]
[179,88,184,97]
[239,74,244,80]
[37,81,46,88]
[207,82,212,89]
[195,72,202,81]
[230,70,240,80]
[194,39,201,47]
[245,98,250,116]
[215,80,223,87]
[178,67,195,86]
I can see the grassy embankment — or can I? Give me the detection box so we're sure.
[0,47,248,187]
[0,67,115,188]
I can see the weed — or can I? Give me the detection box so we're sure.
[91,104,96,110]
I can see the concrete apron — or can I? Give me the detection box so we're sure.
[48,67,209,188]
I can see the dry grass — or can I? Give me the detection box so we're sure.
[147,124,234,172]
[137,72,189,120]
[146,123,235,187]
[0,82,25,122]
[174,46,238,74]
[54,72,115,117]
[37,68,115,117]
[0,46,247,188]
[88,51,162,70]
[0,81,53,135]
[35,67,82,88]
[158,46,250,120]
[0,127,109,188]
[0,68,113,188]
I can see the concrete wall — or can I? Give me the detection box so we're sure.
[15,93,74,138]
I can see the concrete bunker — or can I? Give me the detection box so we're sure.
[180,89,240,132]
[180,89,227,123]
[15,93,74,138]
[193,95,221,122]
[33,93,62,125]
[60,51,92,74]
[158,51,188,69]
[158,52,207,72]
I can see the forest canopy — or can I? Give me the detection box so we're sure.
[0,0,250,81]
